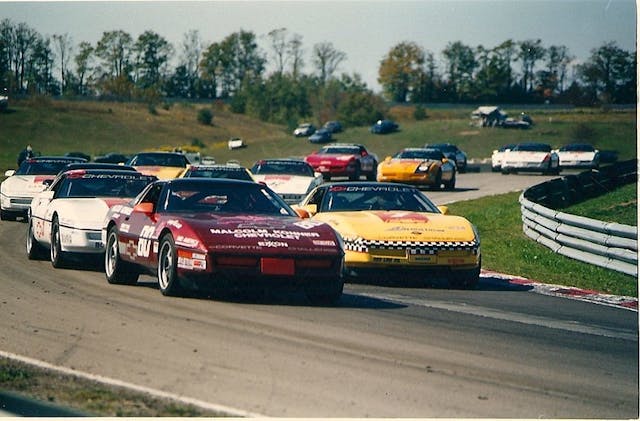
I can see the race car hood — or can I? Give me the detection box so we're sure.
[134,166,185,180]
[306,154,356,164]
[55,197,131,230]
[0,175,52,197]
[172,214,342,256]
[380,159,436,172]
[313,210,477,243]
[252,174,314,194]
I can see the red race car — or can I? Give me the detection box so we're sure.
[304,143,378,181]
[102,178,345,303]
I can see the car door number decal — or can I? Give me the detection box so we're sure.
[137,225,155,258]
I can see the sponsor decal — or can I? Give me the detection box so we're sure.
[313,239,336,246]
[264,175,292,181]
[120,223,130,233]
[293,220,325,229]
[176,235,199,248]
[258,241,289,248]
[177,250,207,270]
[167,220,183,229]
[329,185,413,193]
[375,211,430,223]
[210,228,320,240]
[125,240,137,259]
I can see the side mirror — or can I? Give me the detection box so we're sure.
[298,204,317,216]
[133,202,154,215]
[293,207,311,219]
[43,179,53,187]
[437,205,449,215]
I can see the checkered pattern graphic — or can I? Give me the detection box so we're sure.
[344,237,479,254]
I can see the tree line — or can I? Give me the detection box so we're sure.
[0,18,636,128]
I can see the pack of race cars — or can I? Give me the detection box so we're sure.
[1,140,597,303]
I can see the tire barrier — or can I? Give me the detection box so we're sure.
[519,159,638,277]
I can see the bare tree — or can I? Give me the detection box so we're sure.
[288,33,304,79]
[312,42,346,85]
[267,27,287,75]
[74,41,94,95]
[52,33,73,93]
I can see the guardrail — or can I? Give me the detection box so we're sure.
[519,159,638,277]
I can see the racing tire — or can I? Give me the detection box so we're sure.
[1,209,16,221]
[105,226,139,285]
[157,234,185,297]
[50,216,69,268]
[348,163,361,181]
[366,162,378,181]
[444,173,456,191]
[306,279,344,306]
[26,218,47,260]
[432,169,443,190]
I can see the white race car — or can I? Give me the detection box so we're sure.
[501,142,561,175]
[554,143,600,169]
[250,159,324,204]
[1,156,86,221]
[26,168,156,268]
[490,143,517,172]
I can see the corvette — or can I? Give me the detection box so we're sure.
[251,159,323,204]
[126,151,190,180]
[102,178,345,302]
[296,182,481,288]
[304,143,378,181]
[26,169,157,268]
[1,156,86,221]
[501,142,561,175]
[377,148,456,190]
[554,143,600,169]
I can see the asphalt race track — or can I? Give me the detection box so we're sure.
[0,171,637,418]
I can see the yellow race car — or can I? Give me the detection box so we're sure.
[377,148,456,190]
[126,152,190,180]
[296,182,480,288]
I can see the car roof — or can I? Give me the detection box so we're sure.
[166,177,257,187]
[321,181,416,189]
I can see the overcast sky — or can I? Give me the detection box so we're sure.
[1,0,637,92]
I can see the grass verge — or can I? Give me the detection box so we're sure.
[447,185,638,298]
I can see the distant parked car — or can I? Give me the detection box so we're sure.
[501,142,560,175]
[424,143,468,173]
[491,143,517,172]
[323,120,343,133]
[94,153,130,164]
[293,123,316,137]
[370,119,399,134]
[308,128,333,144]
[553,143,600,169]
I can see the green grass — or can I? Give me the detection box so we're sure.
[0,99,636,173]
[0,358,226,417]
[562,183,637,226]
[447,188,637,297]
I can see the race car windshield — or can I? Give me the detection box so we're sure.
[559,144,594,152]
[251,161,314,176]
[164,183,294,216]
[15,159,80,175]
[58,174,155,198]
[319,147,360,155]
[514,143,551,152]
[186,168,253,181]
[128,153,188,167]
[395,150,443,160]
[323,186,440,213]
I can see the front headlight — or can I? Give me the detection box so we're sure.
[415,163,430,173]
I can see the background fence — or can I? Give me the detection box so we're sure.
[519,159,637,276]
